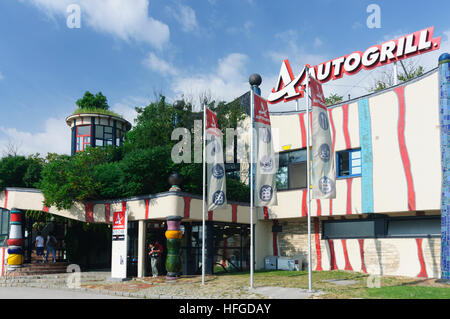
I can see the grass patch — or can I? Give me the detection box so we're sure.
[366,286,450,299]
[214,270,450,299]
[72,107,124,119]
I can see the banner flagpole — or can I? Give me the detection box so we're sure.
[202,101,207,286]
[305,66,313,292]
[250,87,255,289]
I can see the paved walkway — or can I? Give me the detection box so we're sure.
[0,271,324,299]
[250,287,324,299]
[0,287,130,299]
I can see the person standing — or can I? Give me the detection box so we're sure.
[35,232,45,263]
[45,232,57,263]
[148,242,162,277]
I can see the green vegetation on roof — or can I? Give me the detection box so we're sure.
[72,107,124,119]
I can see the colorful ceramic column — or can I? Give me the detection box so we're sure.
[165,215,183,279]
[440,53,450,280]
[7,208,24,270]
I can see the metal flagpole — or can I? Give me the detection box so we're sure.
[250,87,255,289]
[305,67,313,292]
[202,101,207,286]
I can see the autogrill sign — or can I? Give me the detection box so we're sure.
[268,26,441,104]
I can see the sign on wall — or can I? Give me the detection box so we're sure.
[111,210,128,279]
[268,26,441,104]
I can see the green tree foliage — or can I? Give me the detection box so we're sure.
[76,91,109,110]
[0,155,43,189]
[39,147,120,209]
[325,93,344,106]
[369,63,424,93]
[39,95,251,209]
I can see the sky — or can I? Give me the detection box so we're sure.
[0,0,449,156]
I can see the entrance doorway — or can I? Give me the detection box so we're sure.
[145,221,167,276]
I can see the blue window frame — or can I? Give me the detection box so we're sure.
[337,148,362,178]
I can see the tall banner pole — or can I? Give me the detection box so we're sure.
[306,67,313,292]
[250,87,255,289]
[202,101,207,286]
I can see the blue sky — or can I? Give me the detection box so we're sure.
[0,0,449,155]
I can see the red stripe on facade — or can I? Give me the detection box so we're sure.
[342,104,351,149]
[416,238,428,278]
[208,210,213,221]
[328,109,335,217]
[145,199,149,219]
[232,204,237,223]
[273,220,279,256]
[316,200,321,217]
[341,239,353,271]
[302,189,308,217]
[3,190,8,209]
[122,201,126,213]
[314,218,323,271]
[222,238,227,267]
[263,206,269,220]
[84,203,94,223]
[358,239,367,273]
[328,240,338,270]
[183,197,191,218]
[105,203,110,223]
[329,199,333,216]
[299,113,307,148]
[394,86,416,211]
[346,178,353,215]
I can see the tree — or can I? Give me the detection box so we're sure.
[325,93,344,106]
[75,91,109,110]
[39,95,251,209]
[0,155,43,189]
[368,61,424,93]
[39,147,119,210]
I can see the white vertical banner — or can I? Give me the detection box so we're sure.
[253,93,278,207]
[309,76,336,199]
[206,107,227,210]
[111,209,128,279]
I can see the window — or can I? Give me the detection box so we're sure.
[95,125,117,147]
[388,217,440,237]
[276,149,307,190]
[225,163,241,180]
[0,209,10,245]
[337,148,361,178]
[116,129,125,146]
[323,215,440,239]
[76,125,91,152]
[323,219,384,239]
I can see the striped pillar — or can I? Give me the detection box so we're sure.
[6,208,24,269]
[439,53,450,280]
[165,216,183,279]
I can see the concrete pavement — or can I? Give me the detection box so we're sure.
[0,287,131,299]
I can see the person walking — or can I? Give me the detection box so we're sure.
[35,232,45,263]
[45,232,57,263]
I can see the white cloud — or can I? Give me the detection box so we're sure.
[226,21,253,37]
[26,0,170,49]
[314,37,323,48]
[166,4,198,33]
[171,53,249,109]
[142,52,178,76]
[0,117,71,156]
